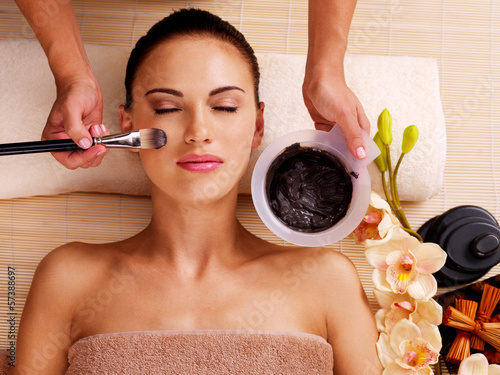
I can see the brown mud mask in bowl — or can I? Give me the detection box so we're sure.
[266,143,353,233]
[252,126,380,246]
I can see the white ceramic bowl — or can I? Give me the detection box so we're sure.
[251,126,380,246]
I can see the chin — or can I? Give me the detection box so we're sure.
[152,177,239,206]
[148,157,248,205]
[189,178,238,204]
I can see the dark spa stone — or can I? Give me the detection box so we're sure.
[418,205,500,287]
[265,143,353,233]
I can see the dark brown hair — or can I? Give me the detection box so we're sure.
[124,8,260,108]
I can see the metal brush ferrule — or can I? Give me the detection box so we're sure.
[94,130,141,148]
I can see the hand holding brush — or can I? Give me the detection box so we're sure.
[0,128,167,156]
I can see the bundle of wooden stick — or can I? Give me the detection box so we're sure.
[443,284,500,364]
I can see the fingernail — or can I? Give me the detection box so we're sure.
[100,124,107,133]
[79,138,91,149]
[93,124,102,136]
[96,150,104,156]
[356,146,367,159]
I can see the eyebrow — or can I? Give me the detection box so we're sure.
[145,88,184,97]
[209,86,246,96]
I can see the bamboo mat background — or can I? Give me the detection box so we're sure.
[0,0,499,372]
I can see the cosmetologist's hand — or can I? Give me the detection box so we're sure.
[14,0,109,168]
[41,76,109,169]
[303,68,371,160]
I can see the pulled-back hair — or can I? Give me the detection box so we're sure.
[125,8,260,108]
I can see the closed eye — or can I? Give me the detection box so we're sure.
[213,106,238,113]
[155,108,181,115]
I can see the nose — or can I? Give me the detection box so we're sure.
[184,110,214,144]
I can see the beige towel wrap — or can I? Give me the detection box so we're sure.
[65,330,333,374]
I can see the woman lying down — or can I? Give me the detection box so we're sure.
[12,8,382,375]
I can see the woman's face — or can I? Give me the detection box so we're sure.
[120,36,264,204]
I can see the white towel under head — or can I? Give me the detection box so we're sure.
[0,39,445,201]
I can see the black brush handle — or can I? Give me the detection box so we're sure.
[0,138,95,156]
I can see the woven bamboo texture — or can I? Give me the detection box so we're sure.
[1,0,499,373]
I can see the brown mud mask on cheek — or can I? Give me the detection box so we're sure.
[266,143,353,233]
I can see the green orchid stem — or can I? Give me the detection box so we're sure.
[393,153,404,201]
[381,172,402,222]
[383,144,403,223]
[402,227,423,242]
[391,153,414,236]
[387,145,401,214]
[384,145,420,241]
[385,144,395,200]
[392,153,414,233]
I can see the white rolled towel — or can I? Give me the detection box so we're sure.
[0,39,445,201]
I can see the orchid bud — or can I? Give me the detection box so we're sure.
[377,109,393,145]
[373,132,387,172]
[402,125,419,154]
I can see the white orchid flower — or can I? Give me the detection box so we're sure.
[458,353,500,375]
[374,289,442,334]
[366,232,446,300]
[377,319,441,374]
[352,192,401,245]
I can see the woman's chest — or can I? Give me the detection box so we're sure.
[71,270,327,342]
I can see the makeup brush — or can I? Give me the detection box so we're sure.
[0,129,167,156]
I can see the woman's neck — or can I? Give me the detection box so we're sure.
[138,186,251,278]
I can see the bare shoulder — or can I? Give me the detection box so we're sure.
[30,241,120,308]
[37,241,113,279]
[250,237,355,274]
[310,247,364,297]
[14,242,120,373]
[274,246,365,306]
[307,248,382,373]
[38,241,100,269]
[310,247,360,283]
[256,243,360,295]
[272,245,358,280]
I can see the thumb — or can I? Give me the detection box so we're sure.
[337,118,367,160]
[61,106,93,149]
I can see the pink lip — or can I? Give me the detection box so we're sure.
[177,154,223,172]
